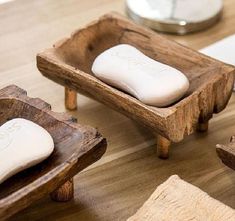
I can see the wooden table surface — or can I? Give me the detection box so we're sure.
[0,0,235,220]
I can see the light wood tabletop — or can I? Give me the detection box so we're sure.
[0,0,235,220]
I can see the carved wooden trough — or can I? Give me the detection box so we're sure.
[0,85,106,220]
[37,12,235,159]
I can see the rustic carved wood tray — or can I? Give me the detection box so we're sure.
[37,12,235,159]
[217,136,235,171]
[0,85,106,220]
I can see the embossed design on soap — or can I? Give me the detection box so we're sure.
[0,121,21,152]
[111,50,169,77]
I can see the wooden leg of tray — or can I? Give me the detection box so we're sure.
[50,179,74,202]
[157,135,171,159]
[65,87,77,110]
[197,120,209,132]
[230,135,235,143]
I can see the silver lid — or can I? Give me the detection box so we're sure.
[126,0,223,34]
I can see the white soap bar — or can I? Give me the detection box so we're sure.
[0,118,54,184]
[200,34,235,90]
[92,44,189,107]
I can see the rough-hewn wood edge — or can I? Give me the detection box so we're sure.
[0,85,107,220]
[36,43,234,143]
[167,67,235,141]
[216,136,235,170]
[36,12,235,143]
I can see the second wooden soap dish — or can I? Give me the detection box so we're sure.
[0,85,107,220]
[37,12,235,159]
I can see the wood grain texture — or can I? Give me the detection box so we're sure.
[37,12,235,145]
[50,179,74,202]
[217,136,235,170]
[156,135,171,159]
[0,85,106,220]
[1,0,235,220]
[197,121,209,132]
[127,175,235,221]
[65,88,77,111]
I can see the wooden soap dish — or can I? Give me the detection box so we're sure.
[0,85,106,220]
[217,136,235,171]
[37,12,235,159]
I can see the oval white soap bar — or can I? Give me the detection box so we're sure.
[0,118,54,184]
[92,44,189,107]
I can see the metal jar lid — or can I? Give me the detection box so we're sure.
[126,0,223,35]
